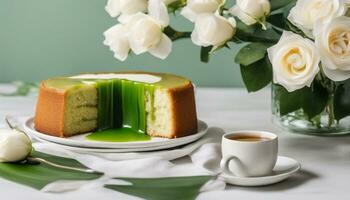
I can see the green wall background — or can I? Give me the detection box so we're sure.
[0,0,244,87]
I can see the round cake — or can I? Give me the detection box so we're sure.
[34,71,198,139]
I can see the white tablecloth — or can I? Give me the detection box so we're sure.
[0,87,349,200]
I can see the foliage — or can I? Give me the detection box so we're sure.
[273,81,329,120]
[105,176,212,200]
[0,151,101,190]
[0,151,212,200]
[334,79,350,120]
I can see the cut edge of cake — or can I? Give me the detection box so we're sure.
[34,72,198,139]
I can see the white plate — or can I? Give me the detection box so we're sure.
[221,156,301,186]
[33,137,214,161]
[24,117,208,149]
[32,135,200,153]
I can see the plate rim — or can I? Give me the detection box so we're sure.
[24,117,208,149]
[32,134,207,153]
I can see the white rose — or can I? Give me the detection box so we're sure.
[267,31,320,92]
[105,0,176,21]
[191,13,236,48]
[0,129,32,162]
[105,0,148,18]
[314,16,350,81]
[288,0,348,37]
[104,0,172,60]
[181,0,225,22]
[103,24,130,61]
[127,13,172,59]
[229,0,270,26]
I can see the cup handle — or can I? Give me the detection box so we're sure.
[220,156,239,176]
[220,155,246,176]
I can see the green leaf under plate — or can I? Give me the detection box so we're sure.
[240,56,272,92]
[105,176,212,200]
[0,151,101,190]
[235,42,272,66]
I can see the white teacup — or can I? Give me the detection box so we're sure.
[220,131,278,177]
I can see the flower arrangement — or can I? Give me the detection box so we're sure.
[103,0,350,133]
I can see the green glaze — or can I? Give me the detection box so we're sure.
[97,80,115,130]
[44,78,88,90]
[43,72,190,90]
[112,79,123,128]
[89,78,150,142]
[86,128,151,142]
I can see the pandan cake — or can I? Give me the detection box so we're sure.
[34,72,198,139]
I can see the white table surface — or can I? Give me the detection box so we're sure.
[0,87,350,200]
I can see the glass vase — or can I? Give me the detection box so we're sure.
[272,76,350,136]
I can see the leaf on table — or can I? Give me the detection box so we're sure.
[240,56,272,92]
[0,151,101,190]
[105,176,212,200]
[235,42,273,66]
[334,79,350,121]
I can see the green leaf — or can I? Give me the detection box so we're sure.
[0,151,102,190]
[200,46,212,63]
[235,21,281,43]
[240,56,272,92]
[164,26,191,41]
[274,85,305,115]
[105,176,212,200]
[167,0,187,13]
[285,20,308,38]
[334,80,350,120]
[268,2,296,33]
[301,81,328,119]
[270,0,296,11]
[235,42,272,66]
[267,13,286,30]
[274,81,329,118]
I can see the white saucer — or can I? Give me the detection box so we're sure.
[220,156,300,186]
[23,117,208,149]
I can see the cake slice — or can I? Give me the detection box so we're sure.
[34,72,198,138]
